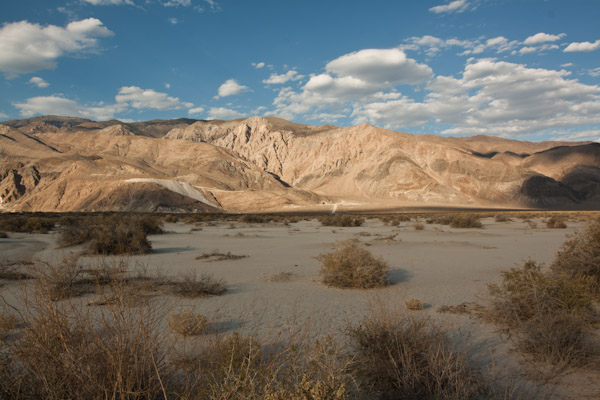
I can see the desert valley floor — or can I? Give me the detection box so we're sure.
[1,214,600,399]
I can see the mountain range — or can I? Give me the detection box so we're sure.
[1,115,599,213]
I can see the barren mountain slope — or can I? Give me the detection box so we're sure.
[165,117,599,208]
[1,116,599,212]
[0,126,325,212]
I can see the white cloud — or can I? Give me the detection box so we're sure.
[14,95,126,121]
[82,0,134,4]
[0,112,8,119]
[165,83,171,88]
[271,48,432,119]
[169,17,179,24]
[561,62,574,68]
[163,0,191,6]
[188,106,204,115]
[215,79,250,98]
[405,35,518,56]
[351,60,600,137]
[115,86,193,110]
[554,130,600,142]
[13,86,196,120]
[28,76,49,88]
[252,62,265,69]
[429,0,470,14]
[0,18,113,76]
[263,70,304,85]
[523,32,565,45]
[589,67,600,77]
[207,107,246,120]
[564,40,600,52]
[326,48,432,85]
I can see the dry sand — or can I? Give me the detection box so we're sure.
[1,216,599,398]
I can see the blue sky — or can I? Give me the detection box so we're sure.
[1,0,600,142]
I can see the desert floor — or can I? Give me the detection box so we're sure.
[1,216,599,399]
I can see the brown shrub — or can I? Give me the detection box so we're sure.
[317,241,390,289]
[168,311,208,336]
[413,222,425,230]
[450,214,482,228]
[546,216,567,229]
[171,271,226,297]
[319,214,364,227]
[552,219,600,293]
[405,298,424,311]
[348,311,490,399]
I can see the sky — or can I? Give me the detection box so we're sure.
[1,0,600,142]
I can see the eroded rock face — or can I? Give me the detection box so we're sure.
[1,116,599,212]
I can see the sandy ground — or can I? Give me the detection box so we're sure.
[1,217,599,399]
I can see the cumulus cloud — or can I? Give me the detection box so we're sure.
[82,0,134,4]
[564,40,600,52]
[28,77,49,88]
[188,106,204,115]
[0,18,113,76]
[351,60,600,137]
[271,48,432,118]
[263,70,304,85]
[215,79,249,98]
[207,107,246,120]
[252,62,265,69]
[523,32,565,45]
[14,96,126,121]
[14,86,195,120]
[115,86,193,110]
[429,0,470,14]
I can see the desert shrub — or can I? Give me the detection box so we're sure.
[0,282,169,400]
[171,271,226,297]
[57,216,95,247]
[516,313,596,366]
[425,215,454,225]
[546,216,567,229]
[164,214,178,223]
[0,311,18,337]
[196,251,247,262]
[450,214,482,228]
[348,311,489,399]
[413,222,425,230]
[317,241,389,289]
[0,216,55,233]
[0,232,7,238]
[168,311,208,336]
[240,214,271,224]
[552,219,600,292]
[487,261,596,366]
[487,261,592,327]
[494,214,511,222]
[380,215,410,225]
[319,214,364,227]
[34,255,87,301]
[405,298,424,310]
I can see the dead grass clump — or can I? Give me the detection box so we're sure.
[264,271,295,283]
[413,222,425,230]
[0,232,8,238]
[552,219,600,293]
[168,311,208,336]
[0,261,32,281]
[450,214,483,228]
[317,241,390,289]
[348,311,490,399]
[425,215,454,225]
[195,250,247,262]
[405,298,424,310]
[546,216,567,229]
[34,254,88,301]
[171,271,226,298]
[319,214,364,227]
